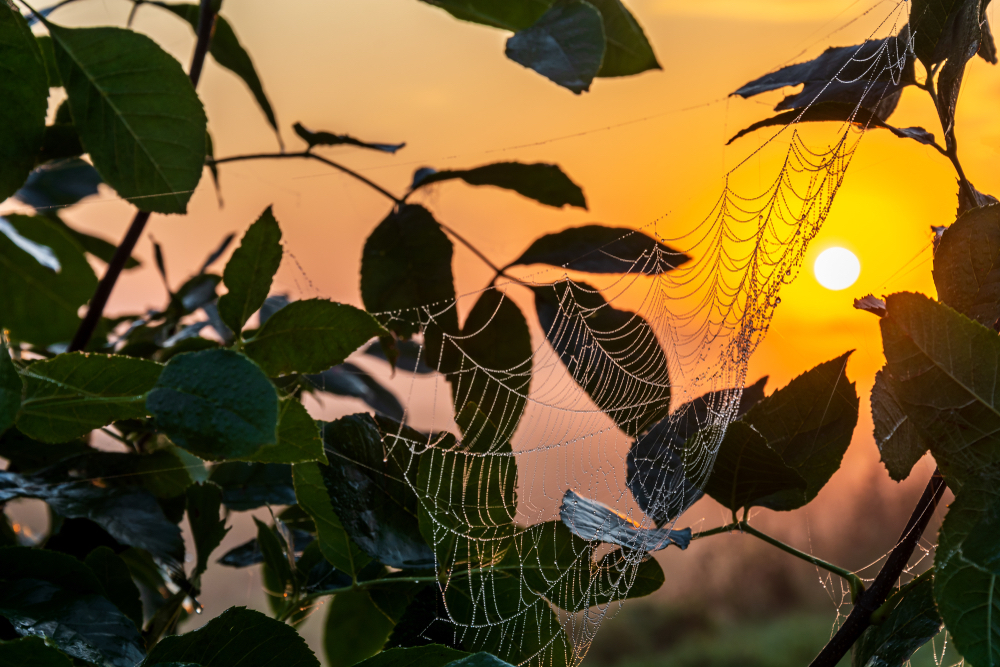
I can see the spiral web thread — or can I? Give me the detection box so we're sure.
[339,3,918,665]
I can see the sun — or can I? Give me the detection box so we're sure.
[814,247,861,291]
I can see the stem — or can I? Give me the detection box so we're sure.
[920,75,978,203]
[437,221,506,277]
[809,469,947,667]
[68,0,217,352]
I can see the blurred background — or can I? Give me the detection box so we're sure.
[6,0,999,664]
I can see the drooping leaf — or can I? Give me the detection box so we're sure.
[83,546,143,629]
[851,574,942,667]
[0,636,73,667]
[44,19,207,214]
[587,0,659,77]
[0,6,48,203]
[361,204,458,341]
[534,280,671,435]
[0,215,97,346]
[292,461,371,576]
[324,590,396,667]
[306,362,405,420]
[148,349,279,460]
[144,606,321,667]
[957,181,999,216]
[364,339,435,374]
[726,102,934,145]
[153,3,281,145]
[243,299,385,376]
[853,294,888,317]
[238,397,326,464]
[14,159,102,211]
[933,202,1000,327]
[559,490,689,552]
[0,547,146,667]
[505,1,605,94]
[411,162,586,209]
[910,0,992,67]
[209,462,295,511]
[417,0,551,31]
[253,516,295,608]
[218,207,283,334]
[218,527,315,568]
[293,123,404,154]
[16,353,162,443]
[871,369,929,482]
[186,482,229,581]
[0,343,21,436]
[509,224,688,275]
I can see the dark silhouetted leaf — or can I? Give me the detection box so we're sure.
[238,397,326,464]
[0,636,73,667]
[36,34,61,86]
[910,0,993,67]
[16,353,162,443]
[417,0,551,31]
[148,349,279,460]
[726,102,931,145]
[293,461,371,576]
[218,527,315,568]
[243,298,385,376]
[853,294,887,317]
[957,182,998,216]
[46,212,141,269]
[364,339,434,374]
[218,207,283,334]
[0,6,48,203]
[505,1,604,94]
[559,490,689,552]
[186,482,229,581]
[871,369,929,482]
[587,0,660,77]
[44,19,207,214]
[509,224,688,275]
[852,574,942,667]
[534,280,670,435]
[14,159,102,211]
[293,123,404,154]
[306,363,405,420]
[253,516,294,608]
[933,203,1000,327]
[84,547,143,629]
[412,162,586,208]
[0,344,21,436]
[144,606,320,667]
[0,214,97,346]
[209,462,295,511]
[324,590,395,667]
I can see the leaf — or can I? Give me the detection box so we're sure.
[740,351,859,509]
[84,546,143,629]
[243,299,385,376]
[851,574,942,667]
[698,421,808,513]
[854,294,887,317]
[726,102,932,145]
[933,202,1000,327]
[209,462,295,511]
[293,122,404,154]
[559,490,689,552]
[46,212,141,269]
[153,3,281,145]
[957,182,999,216]
[324,590,395,667]
[16,353,163,443]
[318,414,436,569]
[412,162,586,208]
[0,343,21,436]
[306,362,405,420]
[871,369,930,482]
[586,0,659,77]
[505,1,605,94]
[910,0,990,67]
[144,606,321,667]
[0,547,146,667]
[147,349,279,461]
[36,34,61,86]
[417,0,551,31]
[218,207,283,334]
[44,20,207,214]
[0,636,73,667]
[186,482,229,581]
[253,516,294,605]
[534,280,671,435]
[14,158,102,211]
[361,204,458,340]
[0,6,48,203]
[239,396,326,464]
[880,292,1000,486]
[293,461,371,576]
[359,648,518,667]
[626,377,768,525]
[218,527,315,568]
[509,224,688,275]
[934,477,1000,667]
[0,214,97,346]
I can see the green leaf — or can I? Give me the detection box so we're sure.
[253,516,295,606]
[84,546,143,629]
[243,299,385,376]
[412,162,586,208]
[16,353,163,443]
[306,362,404,421]
[0,342,21,436]
[851,574,942,667]
[35,35,61,86]
[0,6,48,203]
[418,0,552,31]
[933,202,1000,327]
[0,214,97,346]
[46,211,141,269]
[292,461,371,576]
[15,159,103,211]
[144,606,321,667]
[0,637,73,667]
[324,590,396,667]
[186,482,229,581]
[356,647,517,667]
[0,547,146,667]
[698,421,808,513]
[209,461,295,510]
[44,20,207,214]
[740,351,858,509]
[934,477,1000,667]
[361,204,458,340]
[218,207,283,334]
[505,1,605,94]
[871,369,929,482]
[534,280,670,435]
[510,224,688,275]
[293,122,404,154]
[147,349,279,460]
[153,3,281,145]
[587,0,659,77]
[239,396,326,464]
[880,292,1000,486]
